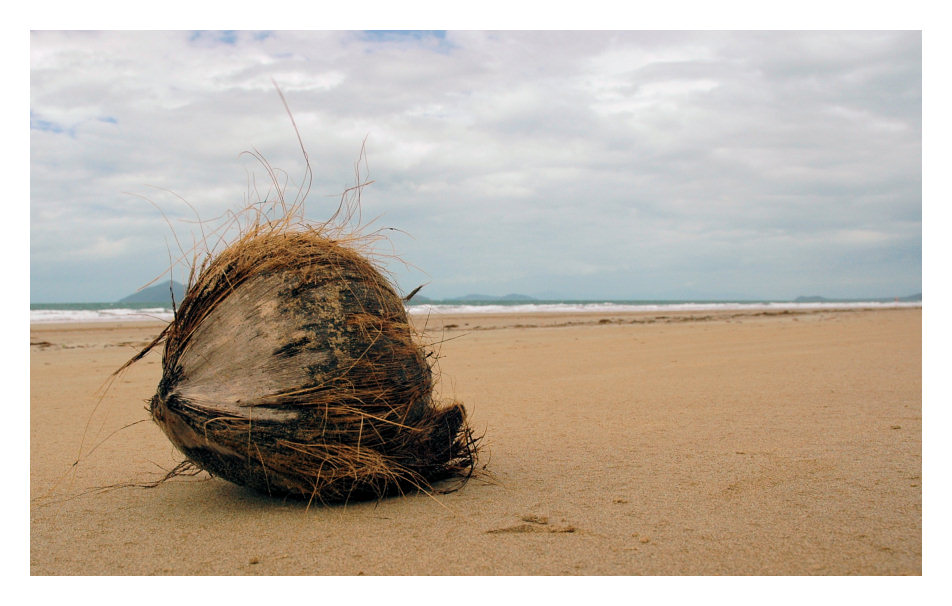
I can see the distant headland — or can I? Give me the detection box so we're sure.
[117,284,920,306]
[118,281,186,304]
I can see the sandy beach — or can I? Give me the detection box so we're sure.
[30,307,921,575]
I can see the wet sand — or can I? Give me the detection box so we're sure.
[30,307,921,575]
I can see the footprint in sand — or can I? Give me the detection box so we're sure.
[487,515,577,534]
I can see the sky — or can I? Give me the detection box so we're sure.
[30,29,922,302]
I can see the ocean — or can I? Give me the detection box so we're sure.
[29,299,922,324]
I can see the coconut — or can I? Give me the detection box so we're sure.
[126,220,478,504]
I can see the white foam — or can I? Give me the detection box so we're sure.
[30,308,175,324]
[405,301,922,315]
[30,300,921,323]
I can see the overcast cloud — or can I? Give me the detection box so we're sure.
[30,30,921,302]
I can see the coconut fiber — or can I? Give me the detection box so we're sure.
[124,221,479,504]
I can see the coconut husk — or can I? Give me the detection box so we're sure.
[123,217,479,504]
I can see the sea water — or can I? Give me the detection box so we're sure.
[30,299,922,324]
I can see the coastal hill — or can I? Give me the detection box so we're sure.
[119,281,186,304]
[119,285,920,306]
[118,284,537,306]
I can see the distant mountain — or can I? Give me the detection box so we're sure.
[117,285,541,306]
[795,293,921,303]
[448,293,537,302]
[119,281,186,304]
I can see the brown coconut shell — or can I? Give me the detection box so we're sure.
[127,225,478,504]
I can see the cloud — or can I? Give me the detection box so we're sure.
[30,30,921,302]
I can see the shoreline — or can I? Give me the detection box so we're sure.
[29,303,919,334]
[29,300,922,326]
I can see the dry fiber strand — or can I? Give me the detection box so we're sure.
[123,218,479,504]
